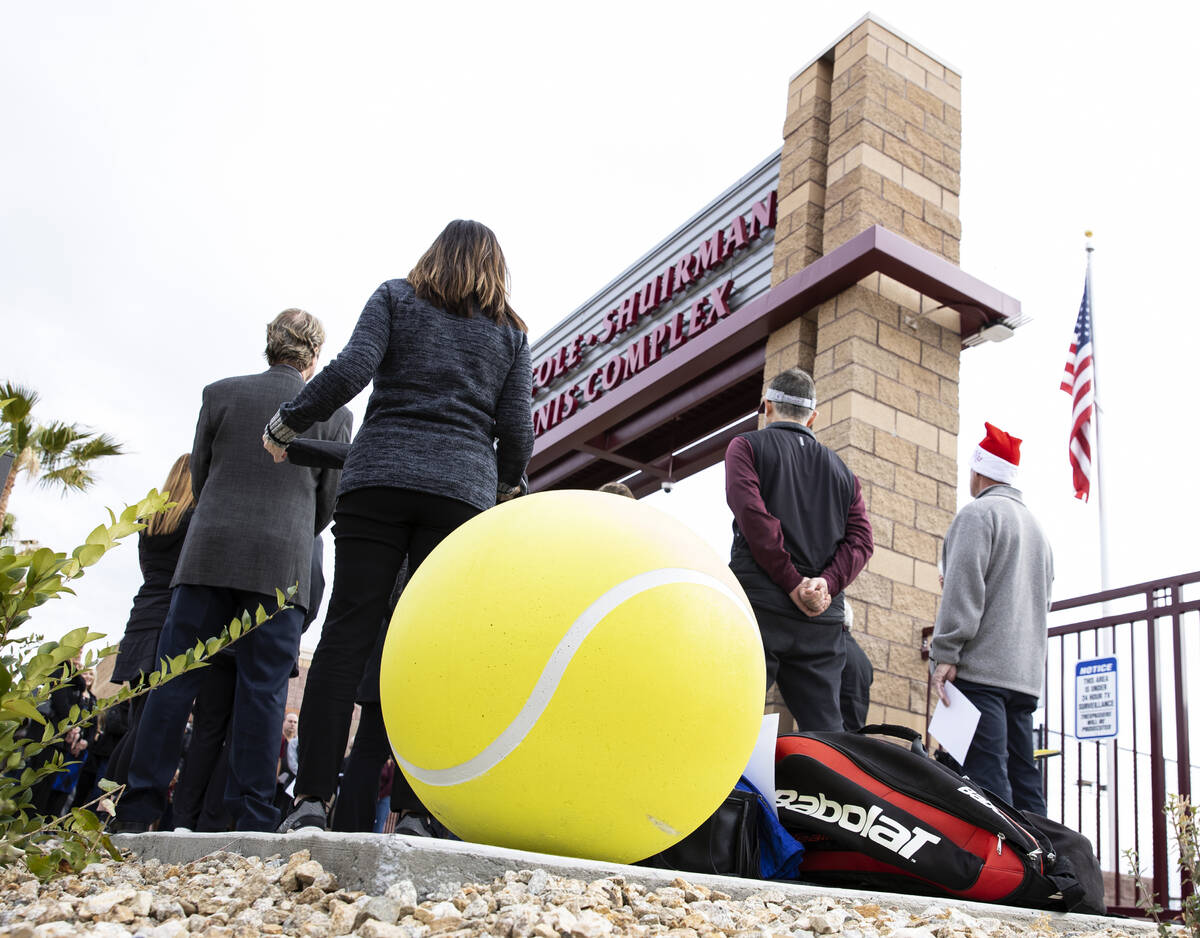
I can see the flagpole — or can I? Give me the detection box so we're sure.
[1085,231,1112,592]
[1086,231,1120,880]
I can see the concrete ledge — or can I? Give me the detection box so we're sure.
[113,830,1152,934]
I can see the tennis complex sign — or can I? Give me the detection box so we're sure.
[531,191,777,438]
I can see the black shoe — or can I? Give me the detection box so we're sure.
[110,819,150,834]
[394,812,457,840]
[277,797,327,832]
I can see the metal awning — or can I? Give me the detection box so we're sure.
[529,225,1021,495]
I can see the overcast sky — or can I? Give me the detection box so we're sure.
[3,1,1197,655]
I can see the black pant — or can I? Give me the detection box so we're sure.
[296,487,480,802]
[171,655,236,830]
[756,606,846,733]
[105,694,147,792]
[123,585,304,830]
[840,631,874,732]
[329,702,421,831]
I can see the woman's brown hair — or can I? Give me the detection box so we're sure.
[408,220,526,332]
[146,453,195,536]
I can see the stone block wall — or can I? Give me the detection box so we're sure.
[765,17,964,735]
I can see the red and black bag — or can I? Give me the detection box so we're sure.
[775,725,1104,913]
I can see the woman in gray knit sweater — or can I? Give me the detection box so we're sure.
[262,220,534,831]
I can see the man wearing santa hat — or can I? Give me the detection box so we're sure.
[929,422,1054,815]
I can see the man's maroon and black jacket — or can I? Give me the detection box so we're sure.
[725,421,874,624]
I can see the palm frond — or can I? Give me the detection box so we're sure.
[0,383,38,423]
[68,434,124,462]
[1,419,33,457]
[33,422,88,471]
[39,465,94,493]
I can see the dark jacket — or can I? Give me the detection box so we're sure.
[725,422,873,621]
[112,510,194,683]
[125,511,193,634]
[175,365,352,609]
[277,279,533,511]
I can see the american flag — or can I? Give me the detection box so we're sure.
[1060,279,1095,501]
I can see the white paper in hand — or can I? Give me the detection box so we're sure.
[928,681,981,766]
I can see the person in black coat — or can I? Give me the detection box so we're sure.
[264,221,534,832]
[104,454,196,794]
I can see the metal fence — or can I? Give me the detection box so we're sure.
[922,570,1199,917]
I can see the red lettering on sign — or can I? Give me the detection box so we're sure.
[688,297,712,337]
[534,358,553,392]
[668,311,687,350]
[601,357,626,391]
[749,191,778,238]
[697,228,725,273]
[623,335,650,375]
[639,276,662,316]
[710,279,734,319]
[560,389,579,420]
[617,294,640,334]
[565,335,583,370]
[659,266,676,303]
[528,189,776,415]
[674,252,697,290]
[727,215,749,254]
[650,322,672,359]
[533,397,560,436]
[596,311,618,345]
[582,370,603,402]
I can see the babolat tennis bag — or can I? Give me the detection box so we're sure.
[774,725,1104,913]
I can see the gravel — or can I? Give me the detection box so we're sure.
[0,849,1169,938]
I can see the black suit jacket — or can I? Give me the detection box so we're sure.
[174,365,352,609]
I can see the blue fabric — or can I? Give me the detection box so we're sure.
[51,756,84,793]
[373,798,391,834]
[736,776,804,880]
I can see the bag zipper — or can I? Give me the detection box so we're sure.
[797,738,1047,862]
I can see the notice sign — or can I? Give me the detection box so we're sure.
[1075,656,1118,739]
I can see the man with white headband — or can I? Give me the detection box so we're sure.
[725,368,874,732]
[930,422,1054,814]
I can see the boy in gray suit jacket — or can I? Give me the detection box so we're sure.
[117,309,352,832]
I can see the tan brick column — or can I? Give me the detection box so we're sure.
[765,17,963,735]
[763,56,832,381]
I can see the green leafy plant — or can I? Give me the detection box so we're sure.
[0,489,293,879]
[1125,795,1200,937]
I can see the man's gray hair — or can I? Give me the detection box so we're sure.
[768,368,816,420]
[265,308,325,370]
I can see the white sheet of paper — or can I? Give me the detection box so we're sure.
[743,712,780,799]
[928,680,981,765]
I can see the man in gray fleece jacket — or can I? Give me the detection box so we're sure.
[930,422,1054,815]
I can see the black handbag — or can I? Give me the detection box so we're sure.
[639,788,760,878]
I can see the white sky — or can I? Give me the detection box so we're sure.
[3,1,1198,655]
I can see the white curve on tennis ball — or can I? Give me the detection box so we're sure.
[393,566,758,787]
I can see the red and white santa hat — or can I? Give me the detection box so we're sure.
[971,422,1021,483]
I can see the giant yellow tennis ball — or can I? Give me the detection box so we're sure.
[379,490,765,863]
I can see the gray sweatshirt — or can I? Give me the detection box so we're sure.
[930,485,1054,698]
